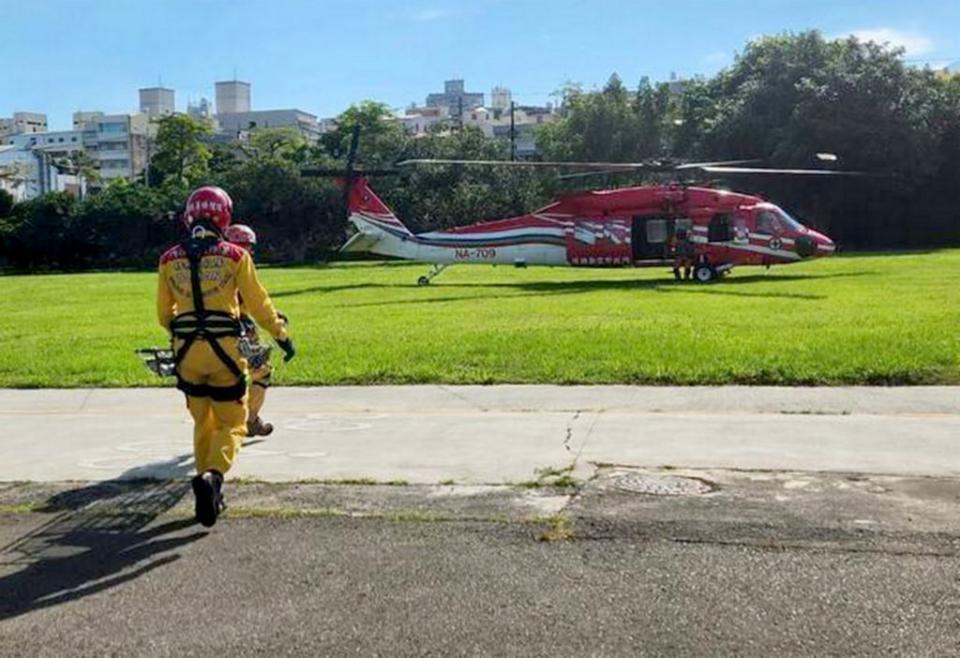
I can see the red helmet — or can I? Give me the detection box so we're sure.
[184,186,233,229]
[224,224,257,249]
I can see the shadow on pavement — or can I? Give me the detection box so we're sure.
[0,454,205,622]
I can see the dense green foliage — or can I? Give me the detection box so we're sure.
[0,32,958,271]
[148,114,214,186]
[0,190,13,218]
[539,34,960,247]
[0,251,957,387]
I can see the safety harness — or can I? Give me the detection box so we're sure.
[169,235,247,401]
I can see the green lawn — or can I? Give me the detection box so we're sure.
[1,251,957,387]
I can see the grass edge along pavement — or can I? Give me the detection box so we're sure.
[0,250,957,387]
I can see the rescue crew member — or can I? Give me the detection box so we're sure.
[672,227,695,281]
[157,186,295,527]
[223,223,280,437]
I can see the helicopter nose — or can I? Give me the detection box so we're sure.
[794,229,835,259]
[808,230,836,257]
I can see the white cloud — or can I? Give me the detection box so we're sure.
[847,27,934,56]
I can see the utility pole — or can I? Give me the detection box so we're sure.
[144,134,152,188]
[457,96,463,132]
[509,101,516,161]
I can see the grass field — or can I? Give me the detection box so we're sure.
[0,251,957,387]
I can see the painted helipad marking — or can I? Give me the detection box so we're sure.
[284,413,388,432]
[78,456,182,471]
[77,436,327,472]
[114,440,183,455]
[239,448,288,458]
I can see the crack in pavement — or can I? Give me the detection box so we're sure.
[572,411,602,465]
[563,411,581,453]
[77,389,94,413]
[436,385,490,413]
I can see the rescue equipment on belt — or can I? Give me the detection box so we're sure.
[238,321,273,371]
[136,347,177,378]
[170,234,247,401]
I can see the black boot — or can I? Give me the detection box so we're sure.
[673,268,681,281]
[192,469,224,527]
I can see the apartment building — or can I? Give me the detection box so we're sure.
[0,112,48,143]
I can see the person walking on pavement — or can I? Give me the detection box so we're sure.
[157,186,295,527]
[223,223,284,437]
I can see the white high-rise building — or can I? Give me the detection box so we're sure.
[139,87,175,117]
[215,80,252,115]
[491,86,512,111]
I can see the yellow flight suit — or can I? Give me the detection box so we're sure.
[157,239,287,475]
[239,308,273,424]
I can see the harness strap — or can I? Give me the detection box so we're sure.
[176,376,248,402]
[170,311,241,338]
[173,237,247,400]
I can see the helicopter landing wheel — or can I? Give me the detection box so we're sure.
[417,263,448,286]
[694,264,717,283]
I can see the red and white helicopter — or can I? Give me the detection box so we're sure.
[305,131,851,285]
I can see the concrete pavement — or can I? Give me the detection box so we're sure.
[1,468,959,655]
[2,385,960,655]
[1,385,958,482]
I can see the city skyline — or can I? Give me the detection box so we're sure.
[2,0,959,130]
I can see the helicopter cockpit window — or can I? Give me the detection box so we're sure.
[755,210,781,235]
[774,207,806,232]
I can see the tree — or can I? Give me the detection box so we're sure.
[537,74,646,162]
[74,179,181,266]
[219,158,340,262]
[689,32,959,245]
[0,189,12,218]
[247,127,309,163]
[0,192,78,269]
[53,151,100,199]
[149,114,213,186]
[319,101,407,167]
[0,163,29,200]
[377,127,553,232]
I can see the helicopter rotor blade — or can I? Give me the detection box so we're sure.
[301,168,400,177]
[675,159,764,170]
[694,166,873,176]
[557,170,632,180]
[395,158,679,171]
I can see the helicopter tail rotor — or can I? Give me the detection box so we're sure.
[300,125,400,221]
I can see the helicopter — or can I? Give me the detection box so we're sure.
[303,129,855,285]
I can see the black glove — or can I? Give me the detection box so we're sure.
[277,337,296,362]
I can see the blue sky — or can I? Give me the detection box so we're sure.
[2,0,958,130]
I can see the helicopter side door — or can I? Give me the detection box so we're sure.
[631,216,673,262]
